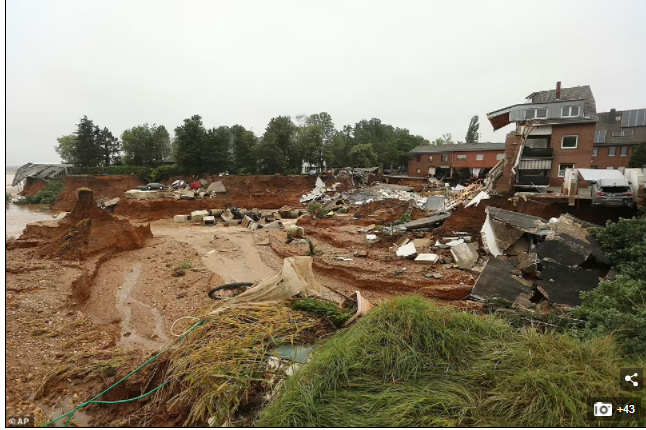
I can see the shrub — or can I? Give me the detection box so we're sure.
[15,181,65,205]
[307,201,323,217]
[150,164,182,182]
[573,217,646,357]
[68,165,152,178]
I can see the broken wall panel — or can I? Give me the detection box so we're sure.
[471,257,533,303]
[536,262,599,306]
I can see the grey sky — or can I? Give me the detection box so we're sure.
[6,0,646,166]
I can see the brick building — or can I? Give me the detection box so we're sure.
[591,108,646,171]
[486,82,599,192]
[407,143,505,179]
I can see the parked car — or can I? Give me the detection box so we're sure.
[141,182,168,191]
[591,178,634,207]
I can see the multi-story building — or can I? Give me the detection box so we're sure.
[486,82,598,192]
[407,143,505,179]
[591,108,646,171]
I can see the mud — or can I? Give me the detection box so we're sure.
[16,189,152,260]
[51,175,146,212]
[20,177,49,196]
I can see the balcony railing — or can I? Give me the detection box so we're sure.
[522,147,553,157]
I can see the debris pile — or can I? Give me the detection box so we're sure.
[472,207,607,308]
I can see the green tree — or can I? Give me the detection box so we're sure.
[465,115,480,143]
[121,124,171,167]
[349,143,378,167]
[230,125,257,174]
[204,126,232,173]
[54,134,77,164]
[72,116,103,167]
[431,133,454,146]
[96,127,121,166]
[628,142,646,168]
[258,116,298,174]
[174,115,208,174]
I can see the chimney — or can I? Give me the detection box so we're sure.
[555,81,561,100]
[608,108,616,124]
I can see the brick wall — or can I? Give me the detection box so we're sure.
[497,133,521,193]
[591,145,636,169]
[549,123,596,186]
[407,152,452,177]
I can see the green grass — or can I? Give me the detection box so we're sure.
[257,297,645,427]
[290,297,355,327]
[15,180,65,205]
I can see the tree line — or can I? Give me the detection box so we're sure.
[55,113,486,175]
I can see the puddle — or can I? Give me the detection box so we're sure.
[35,397,92,427]
[269,345,314,364]
[115,264,167,349]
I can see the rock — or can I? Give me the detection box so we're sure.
[172,268,186,277]
[353,250,369,258]
[176,292,188,299]
[396,242,417,258]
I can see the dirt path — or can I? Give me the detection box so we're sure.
[115,264,168,350]
[151,221,277,284]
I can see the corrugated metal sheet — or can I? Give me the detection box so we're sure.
[509,100,585,122]
[518,159,552,170]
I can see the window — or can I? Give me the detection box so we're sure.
[612,130,634,137]
[595,130,607,143]
[608,146,616,156]
[416,168,421,174]
[496,153,505,161]
[592,147,598,157]
[524,108,547,119]
[561,106,580,117]
[558,163,574,177]
[416,155,421,162]
[456,154,467,161]
[561,135,578,149]
[428,155,433,162]
[441,154,448,162]
[620,146,629,156]
[476,154,484,161]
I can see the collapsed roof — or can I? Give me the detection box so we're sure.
[12,163,73,187]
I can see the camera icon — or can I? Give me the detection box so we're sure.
[594,402,613,417]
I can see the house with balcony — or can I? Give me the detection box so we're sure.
[486,82,598,192]
[407,142,505,179]
[592,108,646,171]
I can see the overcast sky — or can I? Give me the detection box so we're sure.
[6,0,646,166]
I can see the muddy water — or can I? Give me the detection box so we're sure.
[5,174,55,238]
[116,264,168,350]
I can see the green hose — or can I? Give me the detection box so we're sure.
[42,320,205,427]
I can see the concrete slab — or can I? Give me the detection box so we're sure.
[396,242,417,258]
[207,181,226,194]
[486,206,549,234]
[508,252,538,274]
[471,257,533,303]
[412,238,431,248]
[191,210,210,222]
[174,215,189,223]
[203,216,216,225]
[450,243,478,270]
[403,213,451,230]
[536,238,591,267]
[210,209,223,217]
[415,253,439,263]
[536,261,599,306]
[425,196,445,211]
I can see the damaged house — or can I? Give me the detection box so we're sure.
[487,82,599,192]
[407,142,505,180]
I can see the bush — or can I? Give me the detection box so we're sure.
[307,201,323,217]
[68,165,152,178]
[258,297,644,427]
[15,181,65,205]
[150,164,182,182]
[573,217,646,357]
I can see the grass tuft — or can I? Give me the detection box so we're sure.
[257,297,645,427]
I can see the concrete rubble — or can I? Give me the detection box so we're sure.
[474,208,607,308]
